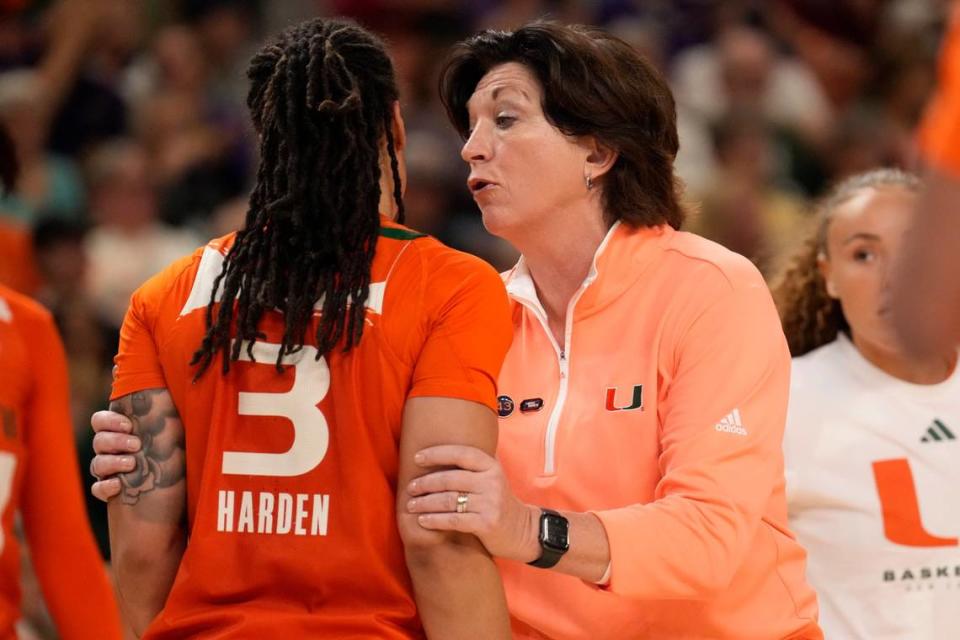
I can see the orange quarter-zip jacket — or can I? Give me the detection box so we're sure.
[495,222,822,640]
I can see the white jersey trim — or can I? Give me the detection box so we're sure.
[180,244,387,319]
[180,246,225,317]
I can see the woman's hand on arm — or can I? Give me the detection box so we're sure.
[88,409,141,501]
[408,445,611,583]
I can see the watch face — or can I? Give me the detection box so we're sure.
[542,513,570,552]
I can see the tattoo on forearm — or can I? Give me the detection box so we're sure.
[109,390,185,506]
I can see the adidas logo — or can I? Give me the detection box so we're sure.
[715,409,747,436]
[921,419,956,443]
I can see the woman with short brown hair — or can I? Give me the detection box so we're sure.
[407,22,822,639]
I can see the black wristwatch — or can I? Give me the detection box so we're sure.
[528,508,569,569]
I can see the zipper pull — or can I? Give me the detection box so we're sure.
[559,350,568,378]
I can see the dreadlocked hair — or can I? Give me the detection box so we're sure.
[192,18,404,376]
[773,168,920,357]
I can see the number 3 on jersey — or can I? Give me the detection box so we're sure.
[221,342,329,477]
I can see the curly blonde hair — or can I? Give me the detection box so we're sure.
[773,168,920,357]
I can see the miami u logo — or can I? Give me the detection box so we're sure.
[873,458,957,547]
[605,385,643,411]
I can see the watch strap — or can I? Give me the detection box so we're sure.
[528,544,565,568]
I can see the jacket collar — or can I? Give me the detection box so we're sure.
[503,222,672,319]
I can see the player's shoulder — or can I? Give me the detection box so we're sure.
[379,219,501,287]
[134,234,233,314]
[0,283,54,331]
[373,218,430,277]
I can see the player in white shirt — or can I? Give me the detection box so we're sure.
[774,168,960,640]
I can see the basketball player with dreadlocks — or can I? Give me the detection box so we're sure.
[97,18,512,638]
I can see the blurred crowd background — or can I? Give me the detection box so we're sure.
[0,0,949,636]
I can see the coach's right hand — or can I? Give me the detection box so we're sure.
[89,410,140,501]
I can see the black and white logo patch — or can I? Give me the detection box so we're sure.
[520,398,544,413]
[497,395,515,418]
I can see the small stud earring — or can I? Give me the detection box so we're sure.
[586,175,594,190]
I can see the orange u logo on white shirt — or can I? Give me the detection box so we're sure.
[873,458,958,547]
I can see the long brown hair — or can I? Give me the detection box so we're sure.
[773,168,920,357]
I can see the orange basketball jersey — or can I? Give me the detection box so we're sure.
[0,284,121,639]
[111,217,512,638]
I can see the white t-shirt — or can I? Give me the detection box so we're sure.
[785,333,960,639]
